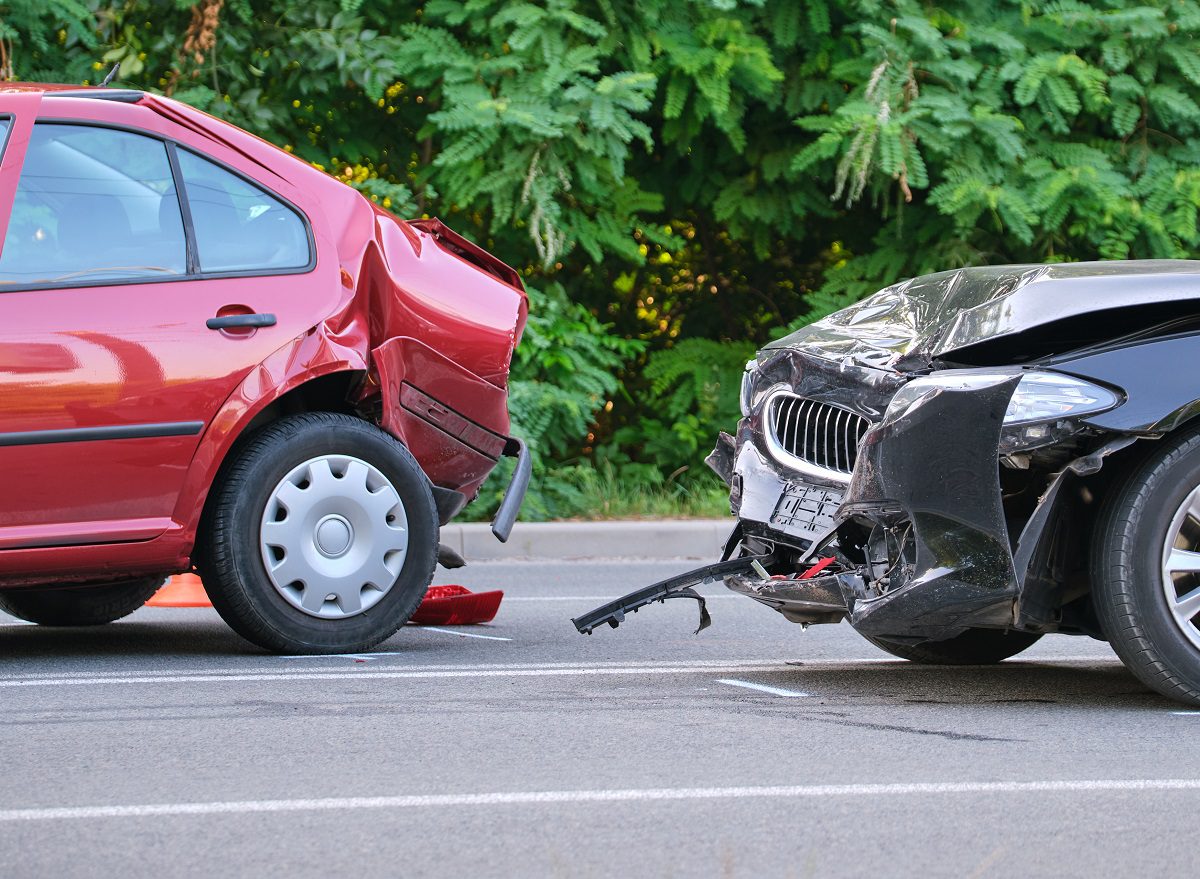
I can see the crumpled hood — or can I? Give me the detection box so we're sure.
[766,259,1200,372]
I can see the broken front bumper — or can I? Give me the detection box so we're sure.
[729,350,1035,639]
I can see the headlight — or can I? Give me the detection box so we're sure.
[739,360,757,417]
[1003,371,1120,425]
[883,368,1122,455]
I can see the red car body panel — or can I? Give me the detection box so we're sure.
[0,85,527,587]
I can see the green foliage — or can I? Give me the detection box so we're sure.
[607,338,754,477]
[507,282,644,462]
[473,282,645,519]
[14,1,1200,518]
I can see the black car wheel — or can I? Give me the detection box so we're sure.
[202,413,438,654]
[0,577,165,626]
[1094,428,1200,706]
[861,629,1042,664]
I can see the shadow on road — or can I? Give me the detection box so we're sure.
[0,620,449,661]
[739,659,1173,711]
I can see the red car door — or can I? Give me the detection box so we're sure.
[0,118,331,550]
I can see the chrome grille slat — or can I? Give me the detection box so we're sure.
[765,393,870,477]
[844,410,852,472]
[799,400,811,462]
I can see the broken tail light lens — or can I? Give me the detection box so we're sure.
[1003,371,1121,426]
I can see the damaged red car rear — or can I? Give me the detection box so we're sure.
[0,85,529,653]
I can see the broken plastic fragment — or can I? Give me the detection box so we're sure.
[410,585,503,626]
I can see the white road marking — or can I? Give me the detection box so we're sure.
[413,627,512,641]
[717,678,809,698]
[0,663,790,688]
[278,653,410,660]
[500,595,742,602]
[1171,711,1200,716]
[0,655,1119,684]
[1,658,801,680]
[1,779,1197,823]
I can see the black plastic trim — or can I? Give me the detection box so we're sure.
[0,421,204,447]
[0,115,13,165]
[42,89,145,103]
[165,141,199,274]
[490,436,531,543]
[430,484,469,525]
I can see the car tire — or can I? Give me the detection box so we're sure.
[860,629,1042,664]
[0,578,165,626]
[202,413,439,654]
[1093,428,1200,706]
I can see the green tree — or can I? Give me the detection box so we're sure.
[10,1,1200,517]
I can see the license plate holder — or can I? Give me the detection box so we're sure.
[770,482,844,542]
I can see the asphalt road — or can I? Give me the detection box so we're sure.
[0,560,1193,878]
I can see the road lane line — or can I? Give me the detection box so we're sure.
[1171,711,1200,716]
[0,664,792,688]
[500,596,742,602]
[2,779,1198,823]
[1,659,805,679]
[278,653,410,660]
[413,627,512,641]
[0,655,1119,683]
[717,678,809,698]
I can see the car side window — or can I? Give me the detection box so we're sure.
[0,124,186,286]
[176,149,309,273]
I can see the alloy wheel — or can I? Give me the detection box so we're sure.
[1160,485,1200,651]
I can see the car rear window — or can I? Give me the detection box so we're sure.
[0,123,186,286]
[176,148,310,273]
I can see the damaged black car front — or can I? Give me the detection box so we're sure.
[578,260,1200,707]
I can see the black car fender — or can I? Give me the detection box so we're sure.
[1053,332,1200,434]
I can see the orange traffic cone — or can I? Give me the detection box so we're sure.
[146,574,212,608]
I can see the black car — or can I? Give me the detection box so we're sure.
[576,260,1200,707]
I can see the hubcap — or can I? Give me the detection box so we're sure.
[259,454,409,619]
[315,515,353,558]
[1160,485,1200,650]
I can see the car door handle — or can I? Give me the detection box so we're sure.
[206,313,277,330]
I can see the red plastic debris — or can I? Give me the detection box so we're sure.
[410,585,504,626]
[799,557,837,580]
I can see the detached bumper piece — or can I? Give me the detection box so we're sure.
[491,436,531,543]
[572,556,766,636]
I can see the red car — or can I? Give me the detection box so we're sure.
[0,84,530,653]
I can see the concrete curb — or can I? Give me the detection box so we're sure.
[439,519,732,561]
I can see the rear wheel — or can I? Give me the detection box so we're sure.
[201,413,438,654]
[1093,428,1200,706]
[0,578,164,626]
[861,629,1042,664]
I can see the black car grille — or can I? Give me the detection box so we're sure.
[767,394,870,475]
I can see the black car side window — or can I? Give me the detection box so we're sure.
[176,149,310,273]
[0,123,186,286]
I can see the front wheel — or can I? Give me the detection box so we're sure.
[0,578,164,626]
[1093,428,1200,706]
[201,413,439,654]
[861,629,1043,664]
